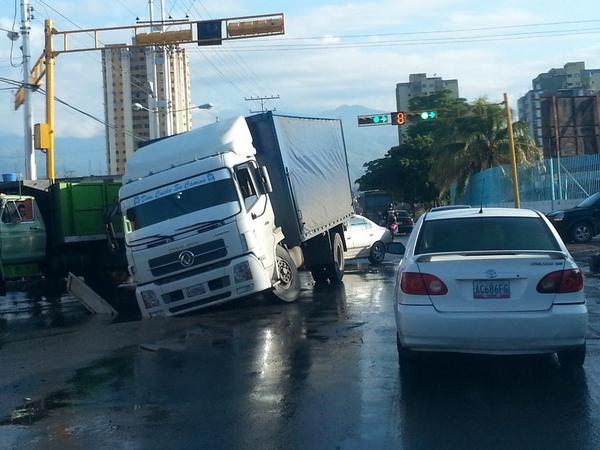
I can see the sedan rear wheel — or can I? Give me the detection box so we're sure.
[557,343,586,369]
[571,222,593,243]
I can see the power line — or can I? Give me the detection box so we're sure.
[261,18,600,42]
[9,0,22,67]
[199,27,600,52]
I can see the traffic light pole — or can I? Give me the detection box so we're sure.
[44,19,55,181]
[503,93,520,208]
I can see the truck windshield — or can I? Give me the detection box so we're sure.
[122,170,240,231]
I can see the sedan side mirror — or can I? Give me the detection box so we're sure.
[386,242,405,255]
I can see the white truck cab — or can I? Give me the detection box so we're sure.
[120,114,353,317]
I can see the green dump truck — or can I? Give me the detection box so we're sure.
[0,178,127,290]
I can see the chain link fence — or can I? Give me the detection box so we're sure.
[457,155,600,209]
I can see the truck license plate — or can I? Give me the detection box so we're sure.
[186,283,206,297]
[473,280,510,299]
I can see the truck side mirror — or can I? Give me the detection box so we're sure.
[259,166,273,194]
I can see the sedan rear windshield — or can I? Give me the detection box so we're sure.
[415,216,560,254]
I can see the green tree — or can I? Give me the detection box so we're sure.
[430,98,542,197]
[356,135,439,209]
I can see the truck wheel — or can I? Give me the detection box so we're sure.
[273,246,300,303]
[368,241,386,265]
[325,233,344,284]
[570,222,593,243]
[310,265,329,284]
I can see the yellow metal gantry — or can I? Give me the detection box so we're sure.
[16,14,285,180]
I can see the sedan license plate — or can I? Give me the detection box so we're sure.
[473,280,510,299]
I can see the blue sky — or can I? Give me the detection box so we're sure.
[0,0,599,176]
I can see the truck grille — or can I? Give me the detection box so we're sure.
[149,239,227,277]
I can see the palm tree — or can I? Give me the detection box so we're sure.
[430,98,542,198]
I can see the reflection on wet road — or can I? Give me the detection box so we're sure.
[1,254,600,449]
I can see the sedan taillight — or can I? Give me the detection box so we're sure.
[401,272,448,295]
[536,269,583,293]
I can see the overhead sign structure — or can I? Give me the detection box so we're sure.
[17,12,285,181]
[357,111,437,127]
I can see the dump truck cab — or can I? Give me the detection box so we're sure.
[0,194,47,276]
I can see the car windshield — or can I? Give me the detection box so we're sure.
[396,210,410,217]
[415,216,561,254]
[576,192,600,208]
[122,169,240,231]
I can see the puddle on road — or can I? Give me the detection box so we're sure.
[1,390,71,426]
[0,352,136,428]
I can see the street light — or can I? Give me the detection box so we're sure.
[132,102,214,113]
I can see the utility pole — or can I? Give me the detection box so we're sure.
[245,95,280,113]
[20,0,36,180]
[147,0,160,140]
[160,0,173,136]
[503,93,520,208]
[552,96,563,201]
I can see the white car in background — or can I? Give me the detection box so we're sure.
[344,215,393,265]
[395,207,588,369]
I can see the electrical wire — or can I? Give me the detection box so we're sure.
[9,0,22,67]
[34,88,146,142]
[197,27,600,52]
[262,18,600,42]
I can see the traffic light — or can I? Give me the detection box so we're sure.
[357,114,391,127]
[418,111,437,120]
[392,112,406,125]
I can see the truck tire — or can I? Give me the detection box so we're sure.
[325,232,344,284]
[273,245,300,303]
[570,222,593,243]
[368,241,386,265]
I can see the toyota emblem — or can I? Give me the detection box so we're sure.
[485,269,497,279]
[178,250,195,267]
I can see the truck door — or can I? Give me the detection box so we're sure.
[235,164,276,269]
[0,198,46,264]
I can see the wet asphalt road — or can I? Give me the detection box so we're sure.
[1,248,600,450]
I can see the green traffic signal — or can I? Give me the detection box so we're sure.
[419,111,437,120]
[357,114,391,127]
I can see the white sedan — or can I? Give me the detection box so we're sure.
[344,215,393,265]
[395,207,588,369]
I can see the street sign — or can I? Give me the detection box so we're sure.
[197,20,222,45]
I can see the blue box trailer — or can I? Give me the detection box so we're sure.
[245,112,354,253]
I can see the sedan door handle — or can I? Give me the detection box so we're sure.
[30,226,40,230]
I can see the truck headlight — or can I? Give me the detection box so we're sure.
[140,290,160,308]
[234,261,253,283]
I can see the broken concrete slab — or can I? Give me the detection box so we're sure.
[66,273,118,316]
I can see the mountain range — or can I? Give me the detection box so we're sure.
[0,105,397,182]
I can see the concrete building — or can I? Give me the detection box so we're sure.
[518,62,600,150]
[395,73,459,144]
[101,44,192,175]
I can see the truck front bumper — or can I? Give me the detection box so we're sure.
[136,253,272,317]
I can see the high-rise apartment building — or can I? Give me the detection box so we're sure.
[395,73,459,144]
[102,44,192,175]
[518,62,600,150]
